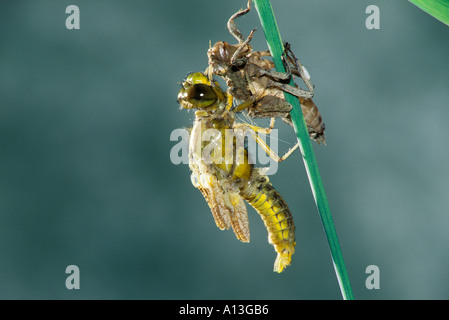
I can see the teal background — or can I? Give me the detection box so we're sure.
[0,0,448,299]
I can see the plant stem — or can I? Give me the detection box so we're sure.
[253,0,354,300]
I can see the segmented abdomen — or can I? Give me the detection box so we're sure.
[240,172,296,273]
[299,97,326,145]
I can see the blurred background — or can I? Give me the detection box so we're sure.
[0,0,448,300]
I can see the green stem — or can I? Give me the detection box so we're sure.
[253,0,354,300]
[408,0,449,26]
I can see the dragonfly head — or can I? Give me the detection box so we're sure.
[178,72,225,110]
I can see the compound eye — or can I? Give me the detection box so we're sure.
[178,83,217,109]
[188,84,217,102]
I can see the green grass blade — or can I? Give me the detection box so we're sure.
[409,0,449,26]
[253,0,354,300]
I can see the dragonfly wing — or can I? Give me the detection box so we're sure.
[191,170,232,231]
[228,192,250,243]
[191,167,250,243]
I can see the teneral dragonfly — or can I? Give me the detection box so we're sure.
[177,72,296,272]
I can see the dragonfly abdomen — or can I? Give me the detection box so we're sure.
[240,172,296,273]
[299,97,326,144]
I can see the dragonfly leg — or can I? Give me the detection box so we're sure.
[231,29,256,66]
[235,122,299,163]
[233,96,256,113]
[283,42,315,94]
[227,0,252,43]
[226,94,234,111]
[255,50,314,99]
[234,98,279,136]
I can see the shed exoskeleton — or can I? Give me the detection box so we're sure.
[206,0,326,144]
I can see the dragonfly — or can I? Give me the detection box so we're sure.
[206,0,326,144]
[177,72,296,272]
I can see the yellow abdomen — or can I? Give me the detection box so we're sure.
[240,172,296,273]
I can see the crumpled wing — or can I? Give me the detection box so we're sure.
[191,169,250,243]
[227,191,250,243]
[192,170,232,231]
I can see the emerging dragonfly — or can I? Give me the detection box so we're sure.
[178,72,296,272]
[206,0,326,144]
